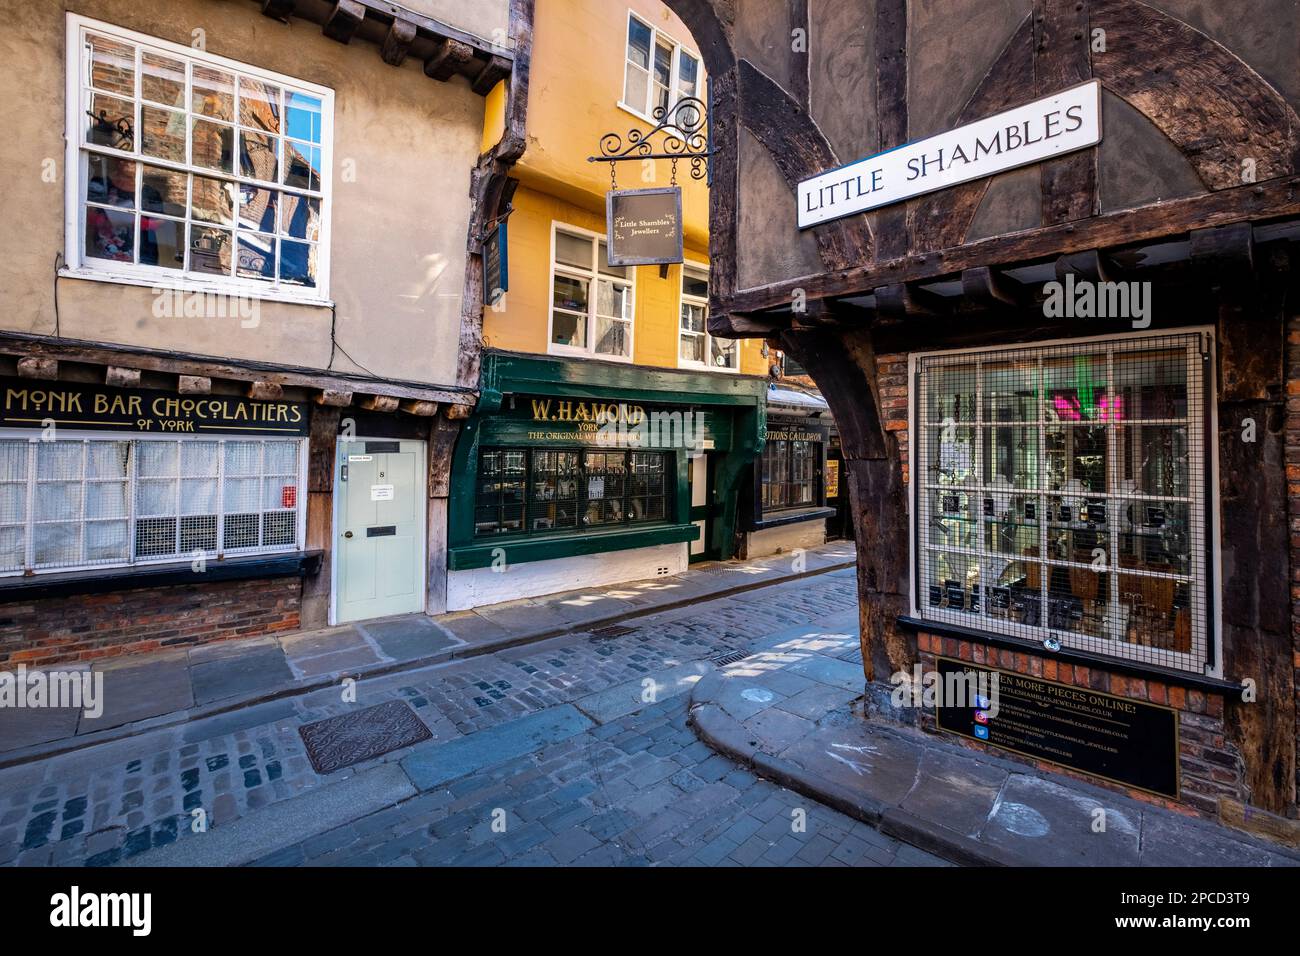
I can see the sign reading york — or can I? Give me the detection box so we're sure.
[797,81,1101,229]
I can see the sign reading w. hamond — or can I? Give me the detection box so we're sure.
[797,80,1102,229]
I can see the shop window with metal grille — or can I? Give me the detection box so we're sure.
[762,438,820,510]
[913,330,1213,675]
[473,448,671,537]
[0,436,303,575]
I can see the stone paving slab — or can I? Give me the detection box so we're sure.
[400,705,594,791]
[192,646,295,705]
[572,660,711,723]
[122,763,416,867]
[689,628,1300,868]
[362,617,460,661]
[80,658,194,733]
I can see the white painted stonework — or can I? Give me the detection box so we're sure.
[744,518,828,560]
[446,543,689,611]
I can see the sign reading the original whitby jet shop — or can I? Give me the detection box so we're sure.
[0,378,309,437]
[934,657,1179,798]
[798,81,1102,228]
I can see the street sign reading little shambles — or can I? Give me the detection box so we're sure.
[606,187,684,266]
[798,80,1102,229]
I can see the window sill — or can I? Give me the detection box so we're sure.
[546,345,635,365]
[896,614,1237,694]
[58,268,335,309]
[0,551,323,604]
[750,507,834,531]
[450,523,697,570]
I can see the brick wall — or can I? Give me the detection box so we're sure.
[876,352,909,485]
[916,632,1247,818]
[0,577,302,667]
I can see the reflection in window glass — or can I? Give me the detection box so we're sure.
[74,25,329,293]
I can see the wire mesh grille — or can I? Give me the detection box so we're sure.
[0,437,302,574]
[915,332,1210,675]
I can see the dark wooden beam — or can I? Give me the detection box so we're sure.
[247,381,284,401]
[1034,0,1097,224]
[1054,248,1119,283]
[314,389,353,407]
[399,399,440,417]
[722,176,1300,316]
[471,55,512,95]
[1190,221,1255,276]
[17,357,56,380]
[380,17,417,66]
[961,266,1025,307]
[322,0,365,44]
[875,282,949,318]
[425,37,476,82]
[261,0,297,21]
[874,0,909,260]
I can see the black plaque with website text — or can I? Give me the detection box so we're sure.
[606,187,684,266]
[934,657,1179,797]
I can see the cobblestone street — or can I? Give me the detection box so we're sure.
[0,565,946,867]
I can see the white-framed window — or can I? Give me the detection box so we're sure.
[678,265,737,371]
[549,224,634,362]
[0,434,306,576]
[621,10,702,122]
[912,330,1215,676]
[63,15,333,302]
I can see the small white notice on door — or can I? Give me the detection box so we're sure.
[370,484,395,501]
[348,455,373,463]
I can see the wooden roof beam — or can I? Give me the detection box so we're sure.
[425,37,476,82]
[471,55,512,95]
[874,282,950,318]
[322,1,366,44]
[380,17,418,66]
[961,266,1027,308]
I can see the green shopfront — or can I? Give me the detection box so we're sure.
[446,351,767,610]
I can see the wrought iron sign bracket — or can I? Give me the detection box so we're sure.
[587,86,716,187]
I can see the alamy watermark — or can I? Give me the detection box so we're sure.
[151,286,261,328]
[890,664,1001,717]
[1042,274,1151,328]
[0,665,104,719]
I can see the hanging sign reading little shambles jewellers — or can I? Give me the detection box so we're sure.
[606,187,684,266]
[798,80,1102,229]
[0,378,309,436]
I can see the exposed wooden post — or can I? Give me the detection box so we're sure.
[322,0,365,44]
[262,0,297,21]
[471,56,512,95]
[16,357,56,380]
[425,37,476,81]
[301,405,341,630]
[380,17,417,66]
[444,402,474,420]
[359,394,400,413]
[399,400,440,417]
[314,389,353,407]
[425,414,463,615]
[104,366,141,388]
[178,375,212,395]
[247,381,284,401]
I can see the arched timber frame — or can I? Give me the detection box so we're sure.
[663,0,1300,813]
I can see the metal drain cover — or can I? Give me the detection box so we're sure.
[299,700,432,774]
[713,651,749,666]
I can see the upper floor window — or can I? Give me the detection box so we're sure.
[678,266,737,371]
[550,226,633,361]
[65,16,332,301]
[622,11,702,122]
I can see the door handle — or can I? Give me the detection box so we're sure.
[344,531,354,539]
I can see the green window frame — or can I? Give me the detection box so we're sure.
[474,447,671,537]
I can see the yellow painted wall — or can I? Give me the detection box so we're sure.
[486,1,765,378]
[485,187,765,376]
